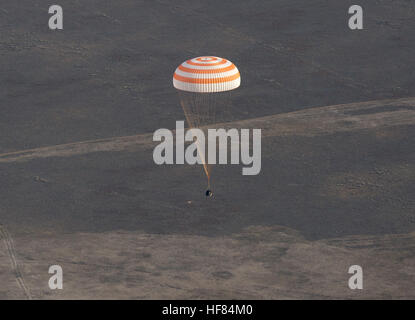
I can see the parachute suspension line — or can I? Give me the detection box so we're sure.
[178,90,233,191]
[179,92,211,183]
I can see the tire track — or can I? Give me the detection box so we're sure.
[0,225,32,299]
[0,97,414,164]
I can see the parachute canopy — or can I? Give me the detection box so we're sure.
[173,56,240,93]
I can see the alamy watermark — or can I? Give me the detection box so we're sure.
[153,121,261,175]
[48,265,63,290]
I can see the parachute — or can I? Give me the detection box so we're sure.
[173,56,241,192]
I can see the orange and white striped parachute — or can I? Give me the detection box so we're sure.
[173,56,241,191]
[173,56,240,93]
